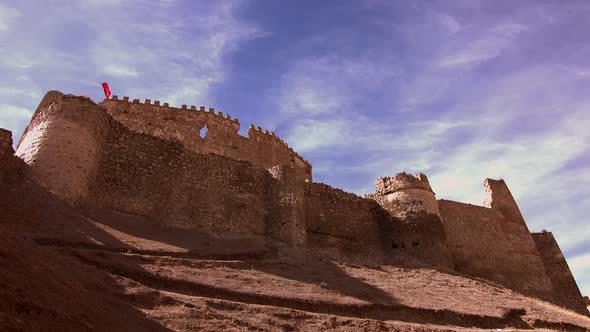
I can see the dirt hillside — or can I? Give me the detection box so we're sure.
[1,178,590,331]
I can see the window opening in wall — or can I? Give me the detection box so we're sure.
[199,125,209,138]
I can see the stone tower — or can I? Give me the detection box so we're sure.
[15,91,111,204]
[371,172,453,269]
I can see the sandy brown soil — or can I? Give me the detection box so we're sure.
[1,178,590,331]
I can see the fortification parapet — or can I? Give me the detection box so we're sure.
[105,96,240,132]
[375,172,434,196]
[101,96,311,181]
[374,172,440,219]
[248,124,310,168]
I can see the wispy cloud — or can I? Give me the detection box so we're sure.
[0,104,33,131]
[438,13,461,34]
[0,4,19,32]
[277,55,397,115]
[103,65,138,78]
[569,251,590,296]
[0,0,258,140]
[439,23,529,67]
[287,119,347,152]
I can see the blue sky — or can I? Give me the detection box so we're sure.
[1,1,589,296]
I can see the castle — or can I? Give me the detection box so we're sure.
[2,90,587,316]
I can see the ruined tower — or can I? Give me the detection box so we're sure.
[370,172,453,269]
[532,231,589,315]
[483,178,525,222]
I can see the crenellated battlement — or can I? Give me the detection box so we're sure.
[374,172,434,196]
[247,124,309,165]
[101,95,312,180]
[110,95,241,126]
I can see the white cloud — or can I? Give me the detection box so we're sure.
[0,104,33,132]
[439,23,528,67]
[569,252,590,295]
[0,87,40,99]
[427,65,590,204]
[103,65,138,78]
[429,110,589,204]
[158,78,212,107]
[0,5,19,32]
[0,1,259,140]
[438,13,461,34]
[82,1,258,101]
[287,119,347,152]
[277,55,398,115]
[0,51,36,69]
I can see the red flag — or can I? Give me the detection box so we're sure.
[102,82,112,99]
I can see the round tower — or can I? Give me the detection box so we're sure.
[373,172,453,269]
[375,172,441,219]
[16,91,111,205]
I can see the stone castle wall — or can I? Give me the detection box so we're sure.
[88,119,272,239]
[89,121,394,248]
[90,122,393,248]
[305,182,392,255]
[101,96,312,182]
[531,232,588,315]
[438,198,553,297]
[10,91,588,315]
[14,92,391,248]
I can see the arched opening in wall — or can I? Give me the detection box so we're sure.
[198,125,209,138]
